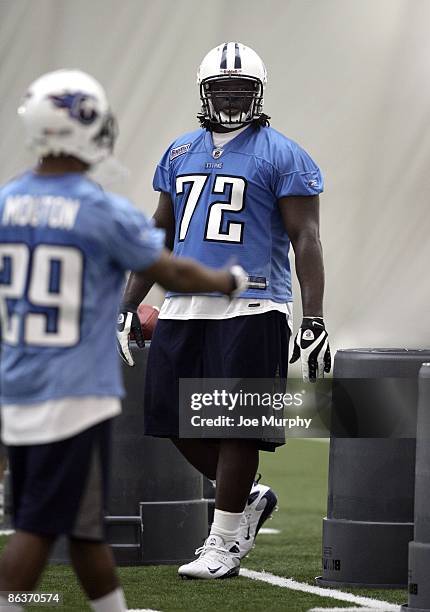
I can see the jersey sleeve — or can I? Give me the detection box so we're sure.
[98,195,165,272]
[272,142,324,199]
[153,145,172,193]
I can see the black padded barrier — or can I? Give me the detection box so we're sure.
[51,343,208,565]
[402,363,430,611]
[316,349,430,588]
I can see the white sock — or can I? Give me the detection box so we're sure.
[0,596,24,611]
[90,588,127,612]
[210,508,243,542]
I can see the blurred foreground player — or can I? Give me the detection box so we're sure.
[0,70,247,609]
[118,42,331,579]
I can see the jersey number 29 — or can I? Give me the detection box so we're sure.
[0,243,83,347]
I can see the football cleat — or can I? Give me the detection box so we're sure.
[237,482,278,559]
[178,535,240,580]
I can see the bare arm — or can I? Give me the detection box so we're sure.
[116,195,246,365]
[122,191,175,307]
[123,191,241,300]
[141,249,236,295]
[278,195,324,317]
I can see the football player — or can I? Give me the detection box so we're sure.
[118,42,331,579]
[0,69,247,610]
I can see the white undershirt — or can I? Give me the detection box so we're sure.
[1,396,121,445]
[161,125,293,326]
[159,296,293,325]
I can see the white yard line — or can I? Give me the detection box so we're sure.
[240,569,401,611]
[2,527,402,612]
[0,526,282,536]
[309,608,401,612]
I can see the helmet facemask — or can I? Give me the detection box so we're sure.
[200,76,264,128]
[92,112,118,158]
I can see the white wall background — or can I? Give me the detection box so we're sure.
[1,0,429,352]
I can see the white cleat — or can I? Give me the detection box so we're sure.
[178,535,241,580]
[237,482,278,559]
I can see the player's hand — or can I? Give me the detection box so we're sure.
[227,264,249,297]
[290,317,331,383]
[116,305,145,367]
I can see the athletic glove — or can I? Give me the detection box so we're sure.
[290,316,331,383]
[116,305,145,367]
[116,266,247,366]
[229,264,249,297]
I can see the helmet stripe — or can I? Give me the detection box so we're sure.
[226,42,236,70]
[234,43,242,69]
[220,43,228,69]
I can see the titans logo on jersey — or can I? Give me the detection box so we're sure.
[153,125,323,302]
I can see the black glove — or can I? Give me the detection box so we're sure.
[290,317,331,382]
[116,305,145,366]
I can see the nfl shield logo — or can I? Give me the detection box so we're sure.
[212,148,223,159]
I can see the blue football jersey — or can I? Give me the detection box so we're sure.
[153,125,323,302]
[0,171,164,405]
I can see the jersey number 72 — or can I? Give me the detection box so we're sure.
[176,174,246,244]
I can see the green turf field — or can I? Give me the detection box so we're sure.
[0,439,406,611]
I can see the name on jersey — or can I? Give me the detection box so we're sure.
[205,162,223,169]
[170,143,191,161]
[2,195,81,230]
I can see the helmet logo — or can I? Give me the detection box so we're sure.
[49,92,98,125]
[212,147,223,159]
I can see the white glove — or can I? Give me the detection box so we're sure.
[229,264,249,297]
[290,316,331,382]
[116,306,145,367]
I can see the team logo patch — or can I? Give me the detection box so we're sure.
[212,147,223,159]
[170,143,191,160]
[49,92,98,125]
[303,329,315,341]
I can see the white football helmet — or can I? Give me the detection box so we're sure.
[18,69,117,164]
[197,42,267,127]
